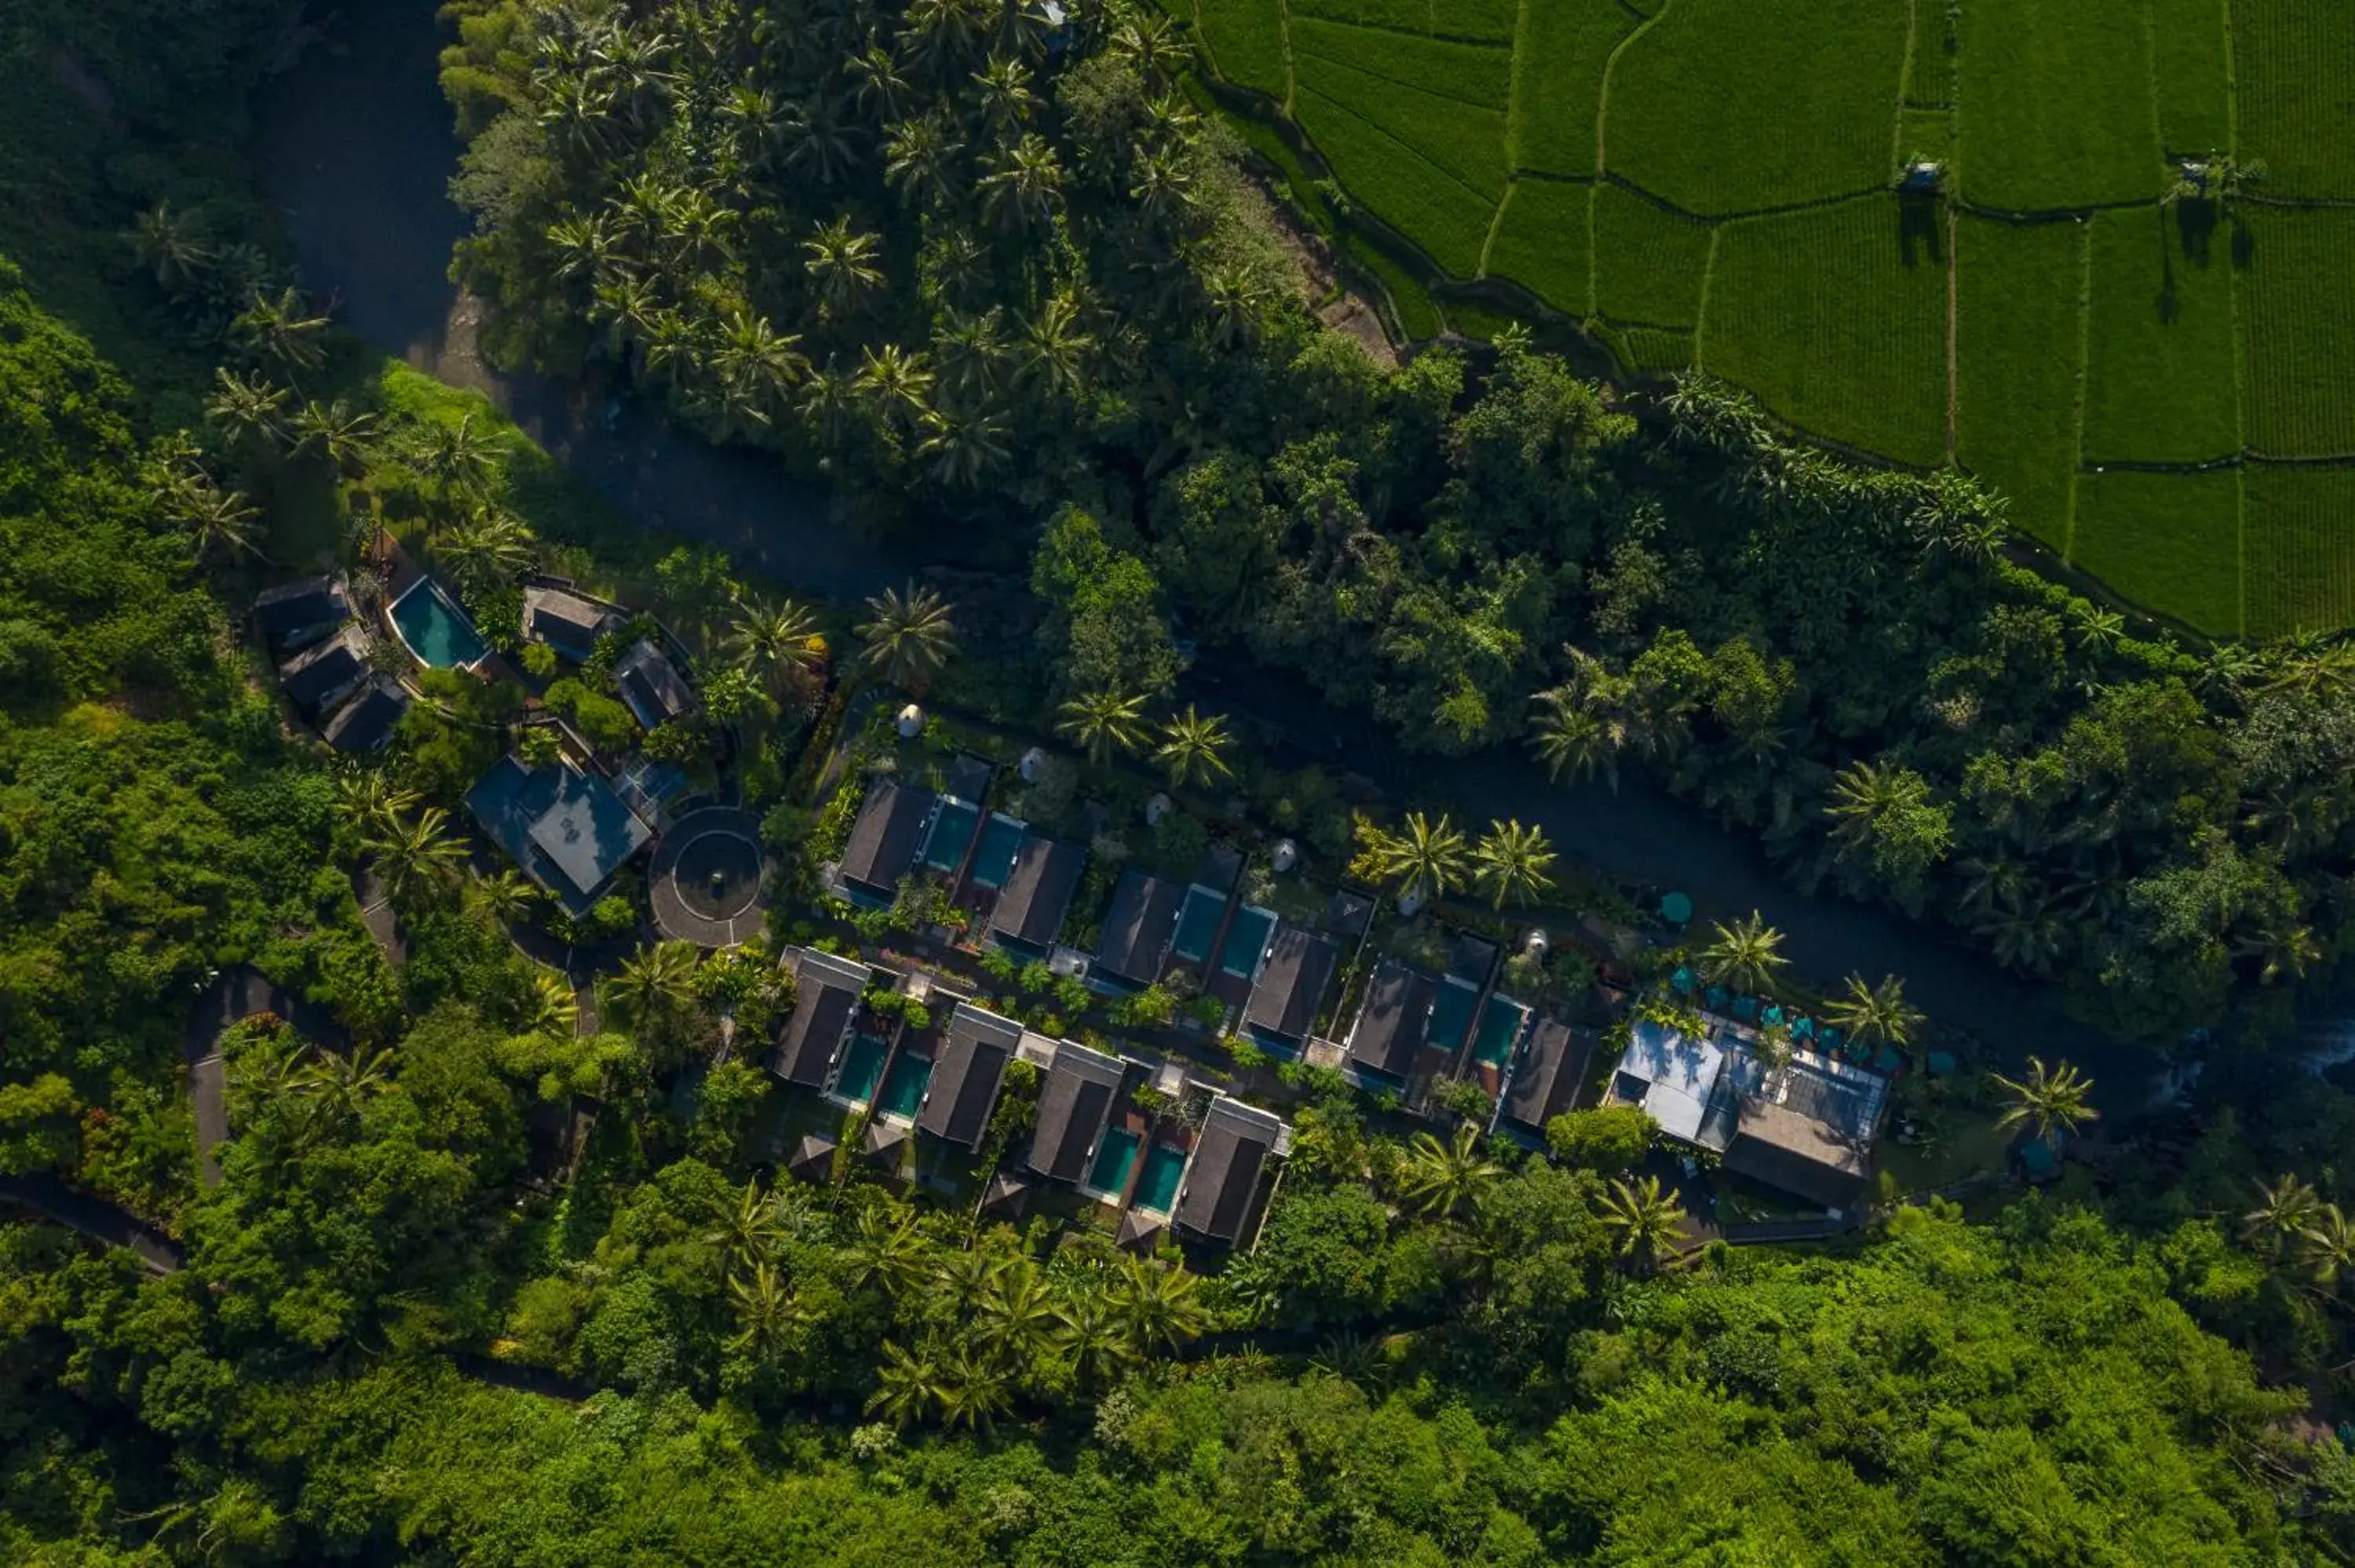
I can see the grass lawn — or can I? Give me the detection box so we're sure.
[1957,0,2163,210]
[2242,466,2355,640]
[2078,206,2241,465]
[2233,0,2355,199]
[1292,47,1509,199]
[1506,0,1630,178]
[1195,0,1290,98]
[2069,467,2243,636]
[1293,81,1498,276]
[2238,207,2355,458]
[1955,215,2087,550]
[1289,0,1517,44]
[1703,195,1948,466]
[1602,0,1909,215]
[1485,177,1591,306]
[1590,184,1713,326]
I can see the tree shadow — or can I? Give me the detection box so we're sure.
[2153,206,2180,324]
[1897,190,1944,267]
[2175,197,2218,267]
[2232,217,2256,269]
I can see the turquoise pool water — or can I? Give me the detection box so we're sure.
[1088,1127,1139,1195]
[389,578,487,669]
[834,1031,889,1105]
[875,1049,931,1120]
[1428,978,1479,1053]
[969,813,1024,888]
[1473,995,1530,1068]
[1134,1142,1188,1216]
[1216,906,1276,979]
[1170,885,1224,964]
[922,797,979,872]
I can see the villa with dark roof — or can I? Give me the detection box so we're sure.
[1241,926,1339,1048]
[466,757,654,914]
[1497,1019,1591,1140]
[916,1002,1021,1150]
[276,625,371,718]
[1025,1039,1127,1184]
[523,585,620,661]
[320,676,410,755]
[254,576,349,654]
[1174,1096,1286,1245]
[988,835,1084,951]
[1093,868,1184,987]
[838,777,936,903]
[771,948,871,1088]
[614,639,697,731]
[1345,959,1437,1081]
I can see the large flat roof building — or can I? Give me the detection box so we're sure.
[467,757,654,914]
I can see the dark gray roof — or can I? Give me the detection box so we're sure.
[254,577,348,649]
[1347,960,1436,1079]
[772,950,870,1088]
[1094,869,1184,985]
[525,767,654,904]
[277,625,368,717]
[980,1169,1033,1218]
[1242,926,1339,1042]
[840,778,935,894]
[944,753,994,804]
[916,1003,1020,1149]
[523,586,616,655]
[990,836,1084,948]
[1173,1098,1283,1244]
[1501,1019,1590,1133]
[320,676,409,754]
[614,639,696,729]
[1025,1041,1126,1183]
[1117,1208,1166,1251]
[787,1133,836,1180]
[1447,933,1499,986]
[1722,1099,1870,1209]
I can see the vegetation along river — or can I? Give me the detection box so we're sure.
[254,0,2158,1106]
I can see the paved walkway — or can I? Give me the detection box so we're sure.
[181,966,351,1186]
[649,807,769,947]
[0,1174,184,1274]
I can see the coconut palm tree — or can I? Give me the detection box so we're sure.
[519,970,579,1041]
[438,509,538,599]
[915,405,1010,487]
[1110,1255,1207,1358]
[421,412,498,502]
[933,1346,1014,1431]
[361,805,469,906]
[1017,291,1094,399]
[1056,688,1148,764]
[604,941,702,1033]
[293,399,379,479]
[719,1177,786,1271]
[974,1260,1058,1365]
[883,113,960,210]
[971,52,1036,132]
[712,306,809,429]
[1597,1173,1685,1274]
[232,286,330,375]
[843,1208,928,1296]
[865,1340,939,1427]
[977,133,1063,231]
[1991,1056,2098,1152]
[853,342,935,432]
[1528,692,1619,789]
[1154,705,1234,790]
[933,306,1010,401]
[725,595,823,697]
[803,217,885,317]
[856,582,957,691]
[130,202,213,291]
[1824,972,1925,1059]
[203,367,290,458]
[1051,1289,1137,1389]
[727,1260,805,1358]
[2242,1173,2323,1260]
[1368,811,1470,910]
[1824,758,1930,860]
[1392,1124,1503,1219]
[475,867,540,925]
[1698,910,1789,996]
[2298,1204,2355,1291]
[336,772,421,839]
[173,482,268,567]
[294,1042,395,1129]
[933,1247,1010,1319]
[1472,819,1556,910]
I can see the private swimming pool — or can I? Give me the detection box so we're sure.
[1086,1126,1139,1196]
[922,797,979,873]
[1134,1142,1188,1216]
[1473,995,1531,1068]
[968,812,1024,889]
[388,578,487,669]
[1170,885,1225,965]
[833,1031,890,1106]
[1216,905,1276,979]
[1428,977,1480,1053]
[875,1049,931,1121]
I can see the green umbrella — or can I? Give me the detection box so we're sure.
[1659,891,1694,926]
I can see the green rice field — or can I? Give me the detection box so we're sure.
[1177,0,2355,637]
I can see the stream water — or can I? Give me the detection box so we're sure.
[252,2,2173,1108]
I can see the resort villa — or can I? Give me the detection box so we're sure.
[466,757,654,914]
[521,585,619,660]
[1240,927,1340,1053]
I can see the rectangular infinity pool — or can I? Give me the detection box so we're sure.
[968,812,1024,889]
[874,1049,931,1121]
[1428,977,1479,1054]
[389,578,487,669]
[1170,885,1225,965]
[1087,1126,1139,1196]
[1473,995,1530,1068]
[1216,905,1276,979]
[833,1031,889,1106]
[1133,1141,1188,1216]
[922,797,978,873]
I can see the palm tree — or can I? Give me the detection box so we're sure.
[720,1177,786,1270]
[294,1042,395,1127]
[1698,910,1788,995]
[1991,1056,2098,1152]
[519,970,579,1041]
[421,412,498,501]
[856,582,956,691]
[1057,688,1148,764]
[173,482,268,567]
[1017,291,1094,398]
[1154,705,1234,790]
[2242,1174,2323,1260]
[605,942,701,1031]
[866,1340,939,1428]
[1597,1174,1685,1274]
[1368,811,1470,910]
[977,133,1063,231]
[971,52,1035,133]
[884,114,960,210]
[975,1261,1058,1364]
[932,1247,1010,1318]
[336,772,420,839]
[1392,1125,1503,1219]
[1051,1289,1137,1389]
[1528,692,1619,789]
[803,217,885,317]
[438,509,538,599]
[474,868,539,925]
[203,368,290,458]
[1472,819,1556,910]
[1110,1255,1207,1358]
[1112,13,1182,86]
[725,596,823,697]
[933,1347,1014,1431]
[1824,758,1930,861]
[130,202,213,291]
[1824,972,1925,1058]
[232,286,330,375]
[934,306,1009,401]
[2298,1205,2355,1291]
[915,407,1010,487]
[727,1260,805,1358]
[853,342,935,432]
[712,307,809,430]
[293,399,379,479]
[361,804,469,906]
[843,1208,928,1296]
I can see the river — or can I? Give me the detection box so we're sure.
[252,1,2160,1106]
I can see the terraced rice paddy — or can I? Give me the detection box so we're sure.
[1178,0,2355,636]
